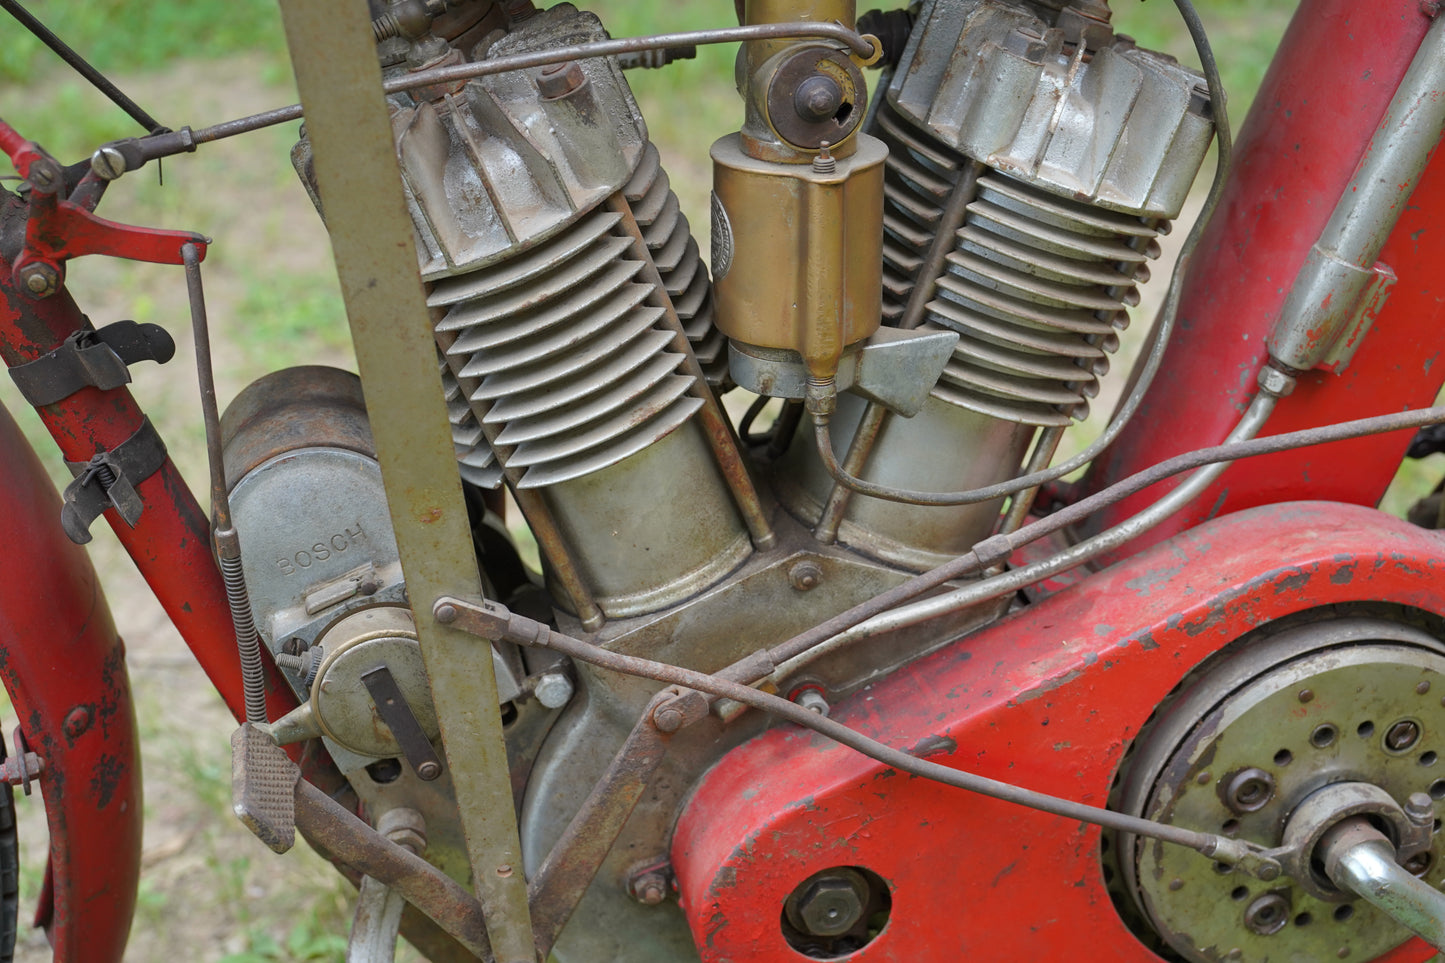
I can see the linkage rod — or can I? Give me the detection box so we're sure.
[437,597,1272,875]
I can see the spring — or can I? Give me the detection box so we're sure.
[432,204,702,490]
[219,548,269,724]
[623,142,729,386]
[923,172,1161,426]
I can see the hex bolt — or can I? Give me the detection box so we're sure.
[794,689,830,717]
[90,146,126,181]
[1243,892,1290,936]
[793,875,866,937]
[532,672,574,709]
[1386,719,1422,752]
[788,561,823,592]
[19,263,60,298]
[537,60,585,99]
[376,806,427,856]
[1224,768,1276,814]
[1405,791,1435,827]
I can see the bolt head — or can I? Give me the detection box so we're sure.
[537,61,586,99]
[793,75,844,122]
[434,602,457,623]
[416,760,442,781]
[533,672,574,709]
[632,873,668,905]
[652,704,685,733]
[90,146,126,181]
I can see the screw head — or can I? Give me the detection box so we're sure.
[416,760,442,781]
[788,561,823,592]
[537,60,585,99]
[90,146,126,181]
[1386,719,1422,752]
[25,158,59,192]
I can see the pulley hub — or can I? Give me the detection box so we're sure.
[1111,618,1445,962]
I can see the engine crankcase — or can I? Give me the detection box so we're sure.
[670,502,1445,961]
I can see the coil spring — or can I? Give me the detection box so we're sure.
[432,204,702,490]
[624,143,729,387]
[220,549,269,724]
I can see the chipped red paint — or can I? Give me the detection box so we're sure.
[0,401,139,962]
[1080,0,1445,550]
[673,503,1445,961]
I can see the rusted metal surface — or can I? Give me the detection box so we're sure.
[293,781,491,958]
[273,1,534,958]
[671,502,1445,961]
[1081,0,1445,545]
[0,399,139,963]
[526,690,676,959]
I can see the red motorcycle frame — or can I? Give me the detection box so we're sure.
[0,0,1443,959]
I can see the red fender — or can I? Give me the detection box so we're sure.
[0,400,139,963]
[674,502,1445,962]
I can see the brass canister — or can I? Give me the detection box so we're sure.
[709,131,886,380]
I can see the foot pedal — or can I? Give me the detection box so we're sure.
[231,722,299,854]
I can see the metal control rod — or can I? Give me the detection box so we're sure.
[1321,820,1445,951]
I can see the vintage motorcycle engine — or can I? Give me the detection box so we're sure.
[219,0,1218,959]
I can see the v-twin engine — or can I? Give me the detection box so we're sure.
[219,0,1215,958]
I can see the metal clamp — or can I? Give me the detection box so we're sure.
[60,416,167,544]
[8,320,175,407]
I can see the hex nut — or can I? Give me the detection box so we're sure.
[18,262,60,298]
[1257,365,1297,398]
[537,61,586,99]
[795,877,866,937]
[794,689,830,717]
[631,872,668,906]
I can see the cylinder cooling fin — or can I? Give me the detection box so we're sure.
[432,206,701,490]
[923,170,1161,426]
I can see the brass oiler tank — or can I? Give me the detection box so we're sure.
[710,0,886,383]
